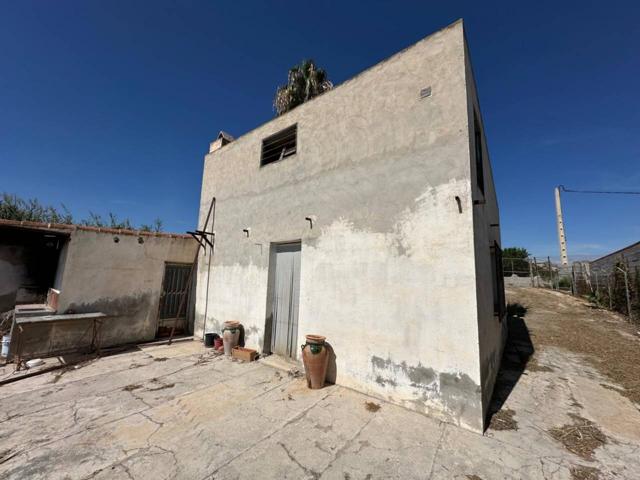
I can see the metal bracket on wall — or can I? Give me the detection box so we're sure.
[166,196,216,345]
[187,229,215,253]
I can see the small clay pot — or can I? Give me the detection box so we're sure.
[301,335,329,389]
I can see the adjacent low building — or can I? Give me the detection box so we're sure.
[590,241,640,271]
[0,219,197,358]
[195,19,505,432]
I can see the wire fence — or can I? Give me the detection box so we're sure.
[503,257,639,324]
[502,256,567,291]
[571,262,639,322]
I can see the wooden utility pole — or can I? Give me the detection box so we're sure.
[554,186,569,266]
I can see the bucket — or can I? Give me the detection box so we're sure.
[1,335,10,357]
[204,333,218,348]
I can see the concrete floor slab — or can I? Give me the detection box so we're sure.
[1,288,639,479]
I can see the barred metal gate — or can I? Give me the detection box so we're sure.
[157,263,192,337]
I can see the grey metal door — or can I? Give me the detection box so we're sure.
[271,243,301,358]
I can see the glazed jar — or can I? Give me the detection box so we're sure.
[301,335,329,389]
[222,321,241,356]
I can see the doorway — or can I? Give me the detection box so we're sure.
[270,242,301,358]
[157,262,192,337]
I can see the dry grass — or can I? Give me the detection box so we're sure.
[549,414,606,460]
[488,408,518,431]
[507,288,640,406]
[364,401,381,412]
[570,465,600,480]
[526,357,554,372]
[148,382,175,391]
[147,378,175,391]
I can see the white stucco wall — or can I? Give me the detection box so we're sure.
[195,20,502,432]
[464,37,507,424]
[10,229,199,356]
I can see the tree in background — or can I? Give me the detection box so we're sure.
[0,193,73,224]
[274,60,333,116]
[139,218,163,233]
[502,247,530,277]
[0,193,163,232]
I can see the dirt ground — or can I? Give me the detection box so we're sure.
[0,287,639,479]
[508,287,640,405]
[490,287,640,479]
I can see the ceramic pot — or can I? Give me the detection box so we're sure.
[301,334,329,389]
[222,321,241,356]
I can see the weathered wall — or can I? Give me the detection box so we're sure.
[0,245,25,312]
[590,241,640,271]
[464,37,507,428]
[43,230,198,351]
[196,20,497,432]
[504,275,533,287]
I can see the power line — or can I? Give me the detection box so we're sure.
[559,185,640,195]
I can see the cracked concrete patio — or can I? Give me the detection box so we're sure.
[1,287,640,479]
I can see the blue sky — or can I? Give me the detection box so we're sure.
[1,1,638,260]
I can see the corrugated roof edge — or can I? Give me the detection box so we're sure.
[0,218,193,239]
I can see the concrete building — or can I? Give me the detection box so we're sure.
[590,241,640,271]
[194,20,505,432]
[0,219,197,358]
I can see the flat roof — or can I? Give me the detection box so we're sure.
[0,219,192,239]
[591,240,640,264]
[208,19,464,152]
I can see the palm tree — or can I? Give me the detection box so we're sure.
[274,60,333,116]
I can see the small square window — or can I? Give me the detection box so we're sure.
[261,124,297,166]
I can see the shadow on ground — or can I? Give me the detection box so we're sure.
[486,303,533,429]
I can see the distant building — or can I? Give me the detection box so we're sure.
[590,241,640,271]
[194,20,505,432]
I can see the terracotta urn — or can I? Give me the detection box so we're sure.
[222,321,241,356]
[301,334,329,389]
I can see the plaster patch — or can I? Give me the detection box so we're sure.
[375,375,397,387]
[439,371,482,422]
[66,292,152,317]
[195,262,268,352]
[392,177,472,261]
[406,363,437,387]
[370,355,482,429]
[64,292,155,346]
[371,356,437,391]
